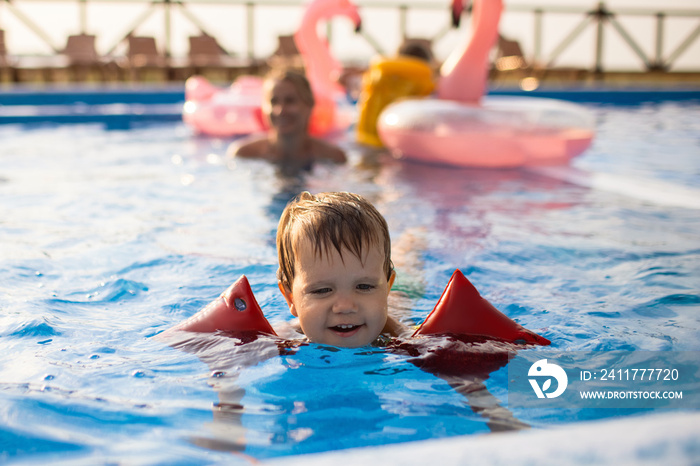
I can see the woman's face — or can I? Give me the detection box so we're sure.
[263,79,312,135]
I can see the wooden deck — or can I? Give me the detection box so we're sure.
[2,57,697,89]
[0,55,267,85]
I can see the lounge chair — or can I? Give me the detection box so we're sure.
[123,35,169,81]
[62,34,114,81]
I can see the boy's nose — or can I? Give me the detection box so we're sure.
[332,294,357,314]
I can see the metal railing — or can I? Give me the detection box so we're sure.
[1,0,699,74]
[507,2,700,72]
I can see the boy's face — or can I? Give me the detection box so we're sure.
[263,79,311,135]
[279,238,395,348]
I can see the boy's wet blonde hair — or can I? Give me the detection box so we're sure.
[277,191,393,288]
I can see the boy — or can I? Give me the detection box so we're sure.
[276,191,406,347]
[160,191,409,348]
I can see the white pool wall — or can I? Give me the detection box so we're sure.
[267,411,700,466]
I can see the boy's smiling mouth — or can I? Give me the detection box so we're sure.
[330,324,363,335]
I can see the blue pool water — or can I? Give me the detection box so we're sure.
[1,94,699,463]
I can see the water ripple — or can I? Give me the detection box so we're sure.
[4,318,61,338]
[45,278,149,307]
[631,292,700,317]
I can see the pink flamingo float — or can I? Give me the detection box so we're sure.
[182,0,360,138]
[294,0,361,135]
[377,0,595,168]
[183,74,264,137]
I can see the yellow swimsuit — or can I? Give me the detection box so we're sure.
[356,55,436,147]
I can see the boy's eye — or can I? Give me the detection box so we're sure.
[357,284,376,291]
[311,287,332,295]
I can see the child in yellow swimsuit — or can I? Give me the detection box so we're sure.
[356,40,437,147]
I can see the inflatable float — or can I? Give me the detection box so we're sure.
[376,0,595,168]
[356,55,435,147]
[182,0,359,137]
[378,97,595,167]
[161,270,550,347]
[294,0,361,135]
[183,75,264,137]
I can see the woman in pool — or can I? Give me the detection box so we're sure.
[227,69,346,175]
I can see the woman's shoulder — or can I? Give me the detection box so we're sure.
[310,138,346,164]
[227,136,272,159]
[227,135,346,165]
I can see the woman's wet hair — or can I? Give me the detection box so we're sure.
[277,191,393,287]
[264,68,315,108]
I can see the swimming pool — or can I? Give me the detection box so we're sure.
[1,90,699,463]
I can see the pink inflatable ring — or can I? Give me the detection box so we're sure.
[377,96,595,168]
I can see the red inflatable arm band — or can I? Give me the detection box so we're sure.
[413,269,550,346]
[168,275,277,336]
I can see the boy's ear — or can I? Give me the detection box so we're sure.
[387,270,396,291]
[278,280,298,317]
